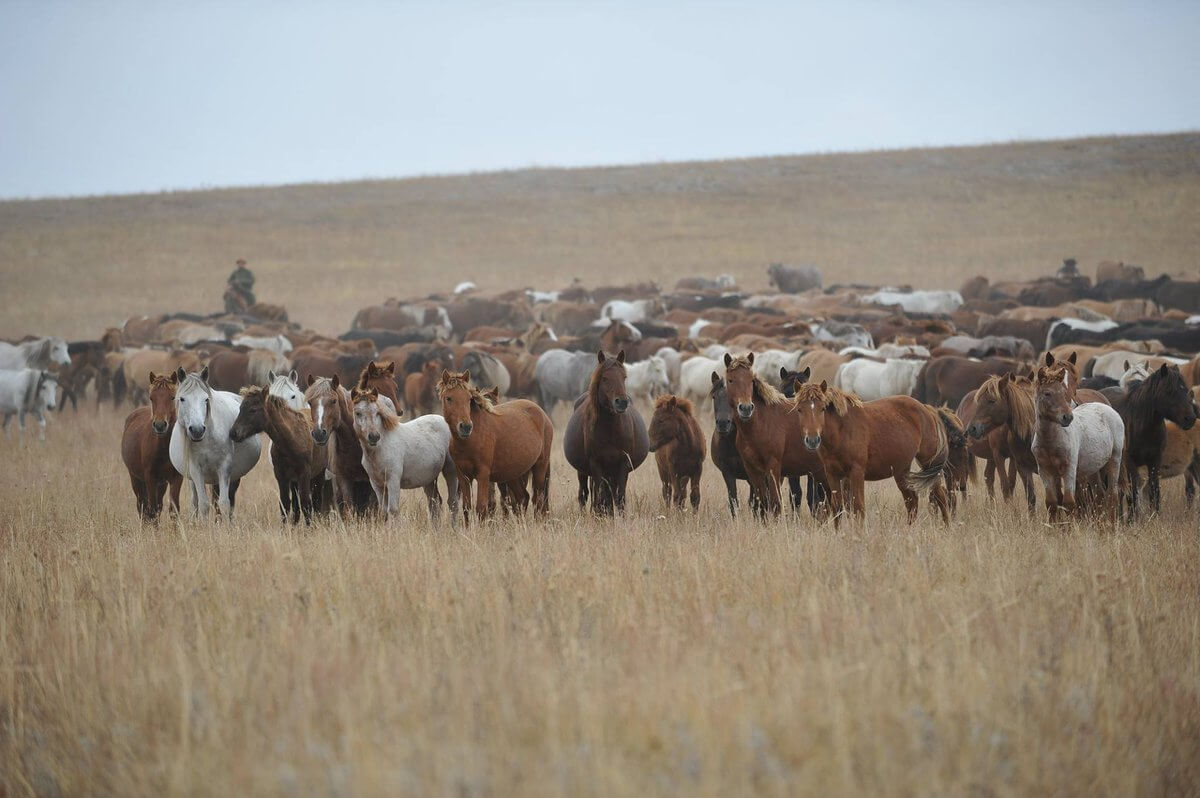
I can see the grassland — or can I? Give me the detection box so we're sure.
[2,134,1200,795]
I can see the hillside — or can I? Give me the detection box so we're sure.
[1,133,1198,339]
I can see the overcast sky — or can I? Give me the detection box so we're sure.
[1,0,1197,199]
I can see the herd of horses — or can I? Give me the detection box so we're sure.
[8,258,1200,527]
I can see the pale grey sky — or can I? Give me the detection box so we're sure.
[1,0,1197,199]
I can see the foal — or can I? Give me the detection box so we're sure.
[120,371,182,520]
[648,394,705,511]
[231,386,328,524]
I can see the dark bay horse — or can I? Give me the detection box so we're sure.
[231,386,329,524]
[708,373,760,518]
[1119,363,1197,518]
[648,394,705,511]
[723,353,827,518]
[794,381,951,524]
[438,370,553,520]
[304,375,374,517]
[564,350,649,515]
[120,372,182,520]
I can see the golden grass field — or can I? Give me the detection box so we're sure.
[3,133,1200,795]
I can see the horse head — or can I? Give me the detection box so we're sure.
[147,370,178,436]
[230,386,268,442]
[1035,366,1074,427]
[591,350,630,414]
[438,369,481,440]
[350,387,397,448]
[709,372,734,435]
[304,374,341,446]
[724,352,756,421]
[1145,364,1197,431]
[174,367,212,442]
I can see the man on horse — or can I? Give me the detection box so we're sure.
[224,258,256,314]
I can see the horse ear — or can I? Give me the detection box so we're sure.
[747,352,755,365]
[148,370,157,385]
[819,380,828,391]
[1068,351,1078,365]
[1000,372,1011,385]
[723,352,733,367]
[800,366,811,382]
[616,350,625,364]
[441,369,452,382]
[331,374,340,390]
[384,362,394,375]
[1044,352,1055,366]
[199,366,209,384]
[459,370,470,382]
[780,366,789,380]
[289,369,298,383]
[175,366,186,383]
[1160,363,1170,376]
[711,371,720,385]
[1123,360,1130,371]
[306,374,315,386]
[268,370,277,382]
[597,350,606,364]
[169,371,178,384]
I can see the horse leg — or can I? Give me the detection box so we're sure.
[423,481,443,524]
[216,469,233,521]
[788,475,802,514]
[659,465,672,508]
[442,455,460,528]
[723,471,739,518]
[850,470,867,521]
[1103,457,1121,526]
[190,474,210,520]
[576,470,589,512]
[276,475,291,522]
[931,482,951,525]
[615,468,631,515]
[475,470,493,521]
[131,474,148,520]
[895,473,919,523]
[300,477,314,525]
[689,473,701,512]
[531,453,551,518]
[983,457,996,499]
[1148,464,1162,516]
[1127,466,1141,522]
[1186,459,1198,510]
[673,473,687,510]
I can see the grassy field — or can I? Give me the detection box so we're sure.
[2,134,1200,795]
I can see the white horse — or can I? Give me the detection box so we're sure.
[834,358,925,401]
[0,369,57,442]
[0,337,70,371]
[862,289,963,315]
[1117,360,1154,389]
[811,321,874,349]
[599,299,661,324]
[267,369,307,410]
[679,356,726,404]
[702,343,730,360]
[752,349,805,386]
[350,390,459,525]
[654,346,682,390]
[1032,368,1124,522]
[688,319,713,339]
[169,367,262,520]
[839,343,930,360]
[1091,351,1187,381]
[231,333,293,355]
[625,356,670,402]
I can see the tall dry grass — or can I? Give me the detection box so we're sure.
[1,402,1199,795]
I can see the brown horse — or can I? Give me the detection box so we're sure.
[956,388,1015,501]
[231,386,329,524]
[937,406,975,515]
[357,360,401,407]
[564,350,649,515]
[963,374,1040,514]
[912,356,1020,409]
[648,394,705,511]
[794,381,951,524]
[723,353,827,518]
[304,375,375,517]
[437,370,553,520]
[708,373,761,517]
[121,372,183,520]
[403,361,441,417]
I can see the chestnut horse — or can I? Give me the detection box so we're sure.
[120,372,183,520]
[1032,361,1125,523]
[563,350,649,515]
[963,373,1040,515]
[437,370,553,520]
[403,361,442,417]
[1119,362,1198,518]
[723,353,827,518]
[231,386,329,524]
[648,394,705,511]
[357,360,401,407]
[304,375,375,517]
[794,381,951,524]
[956,388,1015,501]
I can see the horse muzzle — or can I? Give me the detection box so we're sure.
[152,419,170,436]
[612,397,630,414]
[966,422,986,440]
[311,428,330,445]
[737,403,754,420]
[804,434,822,451]
[187,425,206,442]
[716,419,733,435]
[1059,413,1074,427]
[456,422,473,439]
[367,432,381,447]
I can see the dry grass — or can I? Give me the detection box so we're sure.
[2,134,1200,795]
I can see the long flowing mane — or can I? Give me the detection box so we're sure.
[793,381,862,416]
[654,393,694,415]
[725,355,788,406]
[352,389,401,431]
[436,370,501,415]
[980,373,1035,439]
[1125,364,1187,421]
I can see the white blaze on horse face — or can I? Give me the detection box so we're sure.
[315,401,325,430]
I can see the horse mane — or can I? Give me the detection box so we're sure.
[793,381,862,416]
[1125,364,1185,416]
[977,373,1036,439]
[148,373,176,394]
[436,370,500,415]
[304,376,336,402]
[177,371,212,398]
[725,355,788,406]
[654,393,694,415]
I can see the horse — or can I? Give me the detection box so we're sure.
[648,394,705,511]
[793,381,951,524]
[57,340,108,411]
[304,376,375,517]
[563,350,649,515]
[862,289,964,315]
[835,358,925,401]
[267,369,308,410]
[963,374,1041,514]
[1031,361,1125,523]
[231,333,293,355]
[437,370,553,520]
[911,356,1019,409]
[460,349,512,395]
[0,369,58,442]
[169,367,262,520]
[402,361,441,416]
[534,349,597,412]
[120,372,183,520]
[708,373,760,518]
[723,353,827,518]
[356,360,401,407]
[1118,363,1198,518]
[231,386,328,524]
[679,355,727,406]
[0,336,70,372]
[937,406,975,514]
[625,355,671,403]
[348,388,459,525]
[956,387,1017,502]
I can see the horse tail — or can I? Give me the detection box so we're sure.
[905,409,950,494]
[965,450,979,484]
